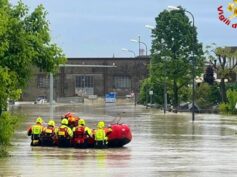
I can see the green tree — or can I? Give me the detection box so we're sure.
[150,7,204,108]
[0,0,66,157]
[0,0,66,113]
[204,65,215,85]
[0,67,22,112]
[139,77,163,105]
[206,46,237,102]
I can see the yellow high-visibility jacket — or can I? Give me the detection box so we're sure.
[57,125,73,138]
[94,128,106,141]
[32,124,43,135]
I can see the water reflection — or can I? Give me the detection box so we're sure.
[0,104,237,176]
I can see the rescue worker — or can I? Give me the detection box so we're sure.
[72,119,92,148]
[27,117,44,146]
[40,120,57,146]
[64,112,79,128]
[94,121,112,148]
[57,118,73,147]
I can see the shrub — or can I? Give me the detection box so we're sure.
[0,112,20,157]
[0,146,8,157]
[218,89,237,114]
[226,89,237,114]
[219,103,229,113]
[196,83,221,109]
[226,83,237,91]
[0,112,19,146]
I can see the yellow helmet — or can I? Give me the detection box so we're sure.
[48,120,55,127]
[36,117,43,124]
[79,119,85,126]
[97,121,105,128]
[61,118,68,125]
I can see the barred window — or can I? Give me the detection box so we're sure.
[37,74,49,88]
[76,75,94,87]
[114,76,131,89]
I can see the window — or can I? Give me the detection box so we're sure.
[114,76,131,89]
[37,74,49,88]
[76,75,94,88]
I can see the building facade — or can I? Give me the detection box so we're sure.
[22,57,150,101]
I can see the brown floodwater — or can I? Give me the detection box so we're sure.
[1,103,237,177]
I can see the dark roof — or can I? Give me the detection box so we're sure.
[230,47,237,52]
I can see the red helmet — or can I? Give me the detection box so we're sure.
[64,112,74,118]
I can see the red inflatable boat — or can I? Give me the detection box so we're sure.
[107,124,132,147]
[71,123,132,148]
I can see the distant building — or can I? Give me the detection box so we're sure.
[21,57,150,101]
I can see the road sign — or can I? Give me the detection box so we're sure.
[105,92,117,103]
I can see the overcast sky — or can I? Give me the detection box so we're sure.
[10,0,237,57]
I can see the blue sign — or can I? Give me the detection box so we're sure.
[105,92,117,103]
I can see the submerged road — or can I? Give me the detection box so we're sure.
[1,103,237,177]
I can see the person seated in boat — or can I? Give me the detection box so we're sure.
[40,120,57,146]
[27,117,44,146]
[57,118,73,147]
[104,124,113,137]
[94,121,112,148]
[64,112,79,128]
[72,119,93,148]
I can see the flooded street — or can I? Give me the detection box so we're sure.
[1,103,237,177]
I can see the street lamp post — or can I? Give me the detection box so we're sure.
[121,48,137,106]
[130,36,148,56]
[144,24,154,73]
[146,25,168,114]
[139,35,141,56]
[164,75,167,113]
[83,75,86,96]
[160,38,168,114]
[121,48,136,57]
[149,90,153,105]
[144,24,156,109]
[168,6,195,121]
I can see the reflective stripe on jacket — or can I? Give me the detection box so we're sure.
[42,126,56,136]
[58,125,73,137]
[73,126,92,138]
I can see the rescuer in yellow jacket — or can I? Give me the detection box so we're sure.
[40,120,58,146]
[72,119,93,147]
[94,121,112,148]
[57,118,73,147]
[73,119,92,137]
[27,117,44,146]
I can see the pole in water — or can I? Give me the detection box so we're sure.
[49,73,54,119]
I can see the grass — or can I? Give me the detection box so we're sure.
[0,112,25,158]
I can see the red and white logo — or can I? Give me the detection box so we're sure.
[218,0,237,28]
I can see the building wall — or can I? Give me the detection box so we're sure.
[21,57,150,101]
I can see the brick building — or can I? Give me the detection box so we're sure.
[22,57,150,101]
